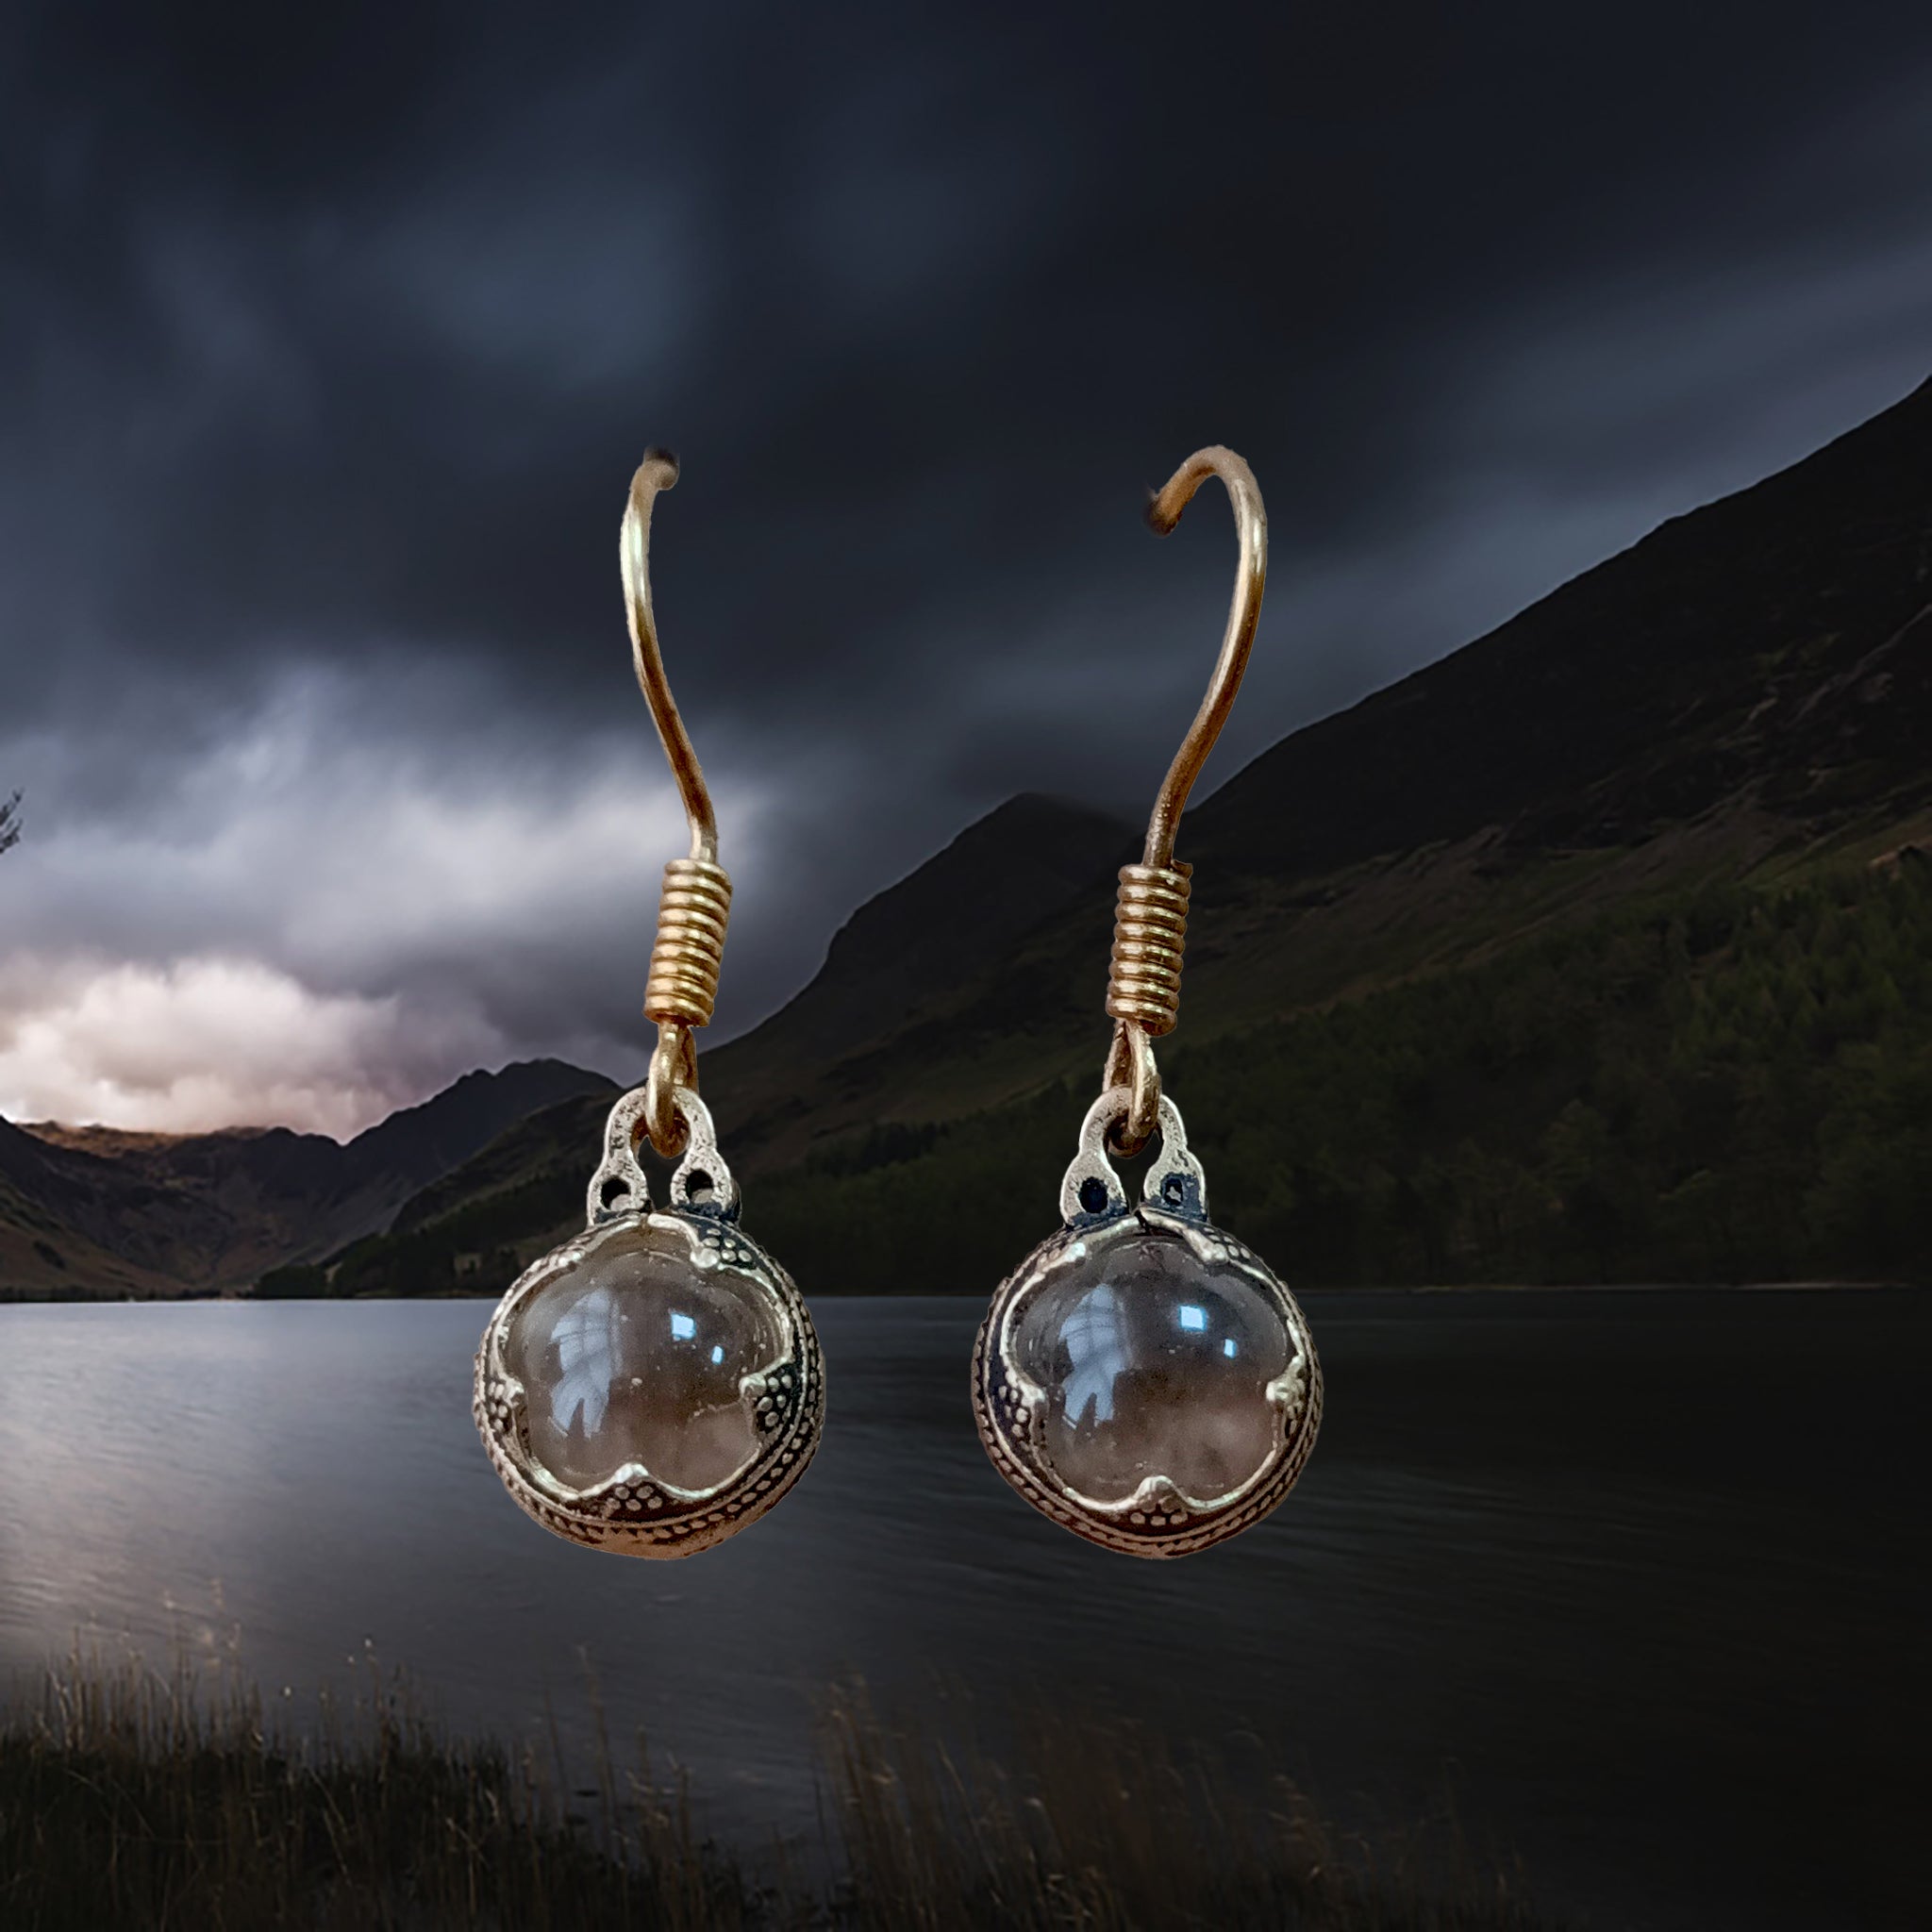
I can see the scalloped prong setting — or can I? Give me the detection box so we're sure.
[475,1088,823,1557]
[973,1094,1320,1558]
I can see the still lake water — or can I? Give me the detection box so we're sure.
[0,1290,1924,1930]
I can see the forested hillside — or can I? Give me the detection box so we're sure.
[320,854,1930,1296]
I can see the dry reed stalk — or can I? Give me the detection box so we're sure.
[2,1643,1554,1930]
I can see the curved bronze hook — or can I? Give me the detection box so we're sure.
[1140,445,1268,868]
[1102,445,1268,1155]
[620,448,718,865]
[620,450,733,1159]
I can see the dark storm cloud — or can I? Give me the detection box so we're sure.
[4,0,1932,1127]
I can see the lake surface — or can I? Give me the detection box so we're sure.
[1,1291,1924,1930]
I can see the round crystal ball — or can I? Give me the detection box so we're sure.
[504,1218,786,1495]
[1008,1224,1291,1505]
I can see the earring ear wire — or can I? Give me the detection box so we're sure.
[1102,447,1268,1155]
[620,449,734,1159]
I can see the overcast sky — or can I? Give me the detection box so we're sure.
[3,2,1931,1136]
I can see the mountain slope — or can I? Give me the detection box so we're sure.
[375,793,1135,1241]
[1188,375,1932,883]
[0,1119,189,1299]
[698,792,1134,1148]
[332,375,1932,1296]
[703,375,1932,1162]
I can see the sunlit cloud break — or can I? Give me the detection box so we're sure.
[0,954,503,1138]
[0,660,790,1134]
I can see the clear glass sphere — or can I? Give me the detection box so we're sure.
[504,1219,785,1494]
[1008,1225,1291,1505]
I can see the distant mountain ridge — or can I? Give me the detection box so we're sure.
[0,1059,615,1295]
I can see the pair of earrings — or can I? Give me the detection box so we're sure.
[474,445,1322,1561]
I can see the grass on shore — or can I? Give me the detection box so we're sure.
[0,1645,1557,1931]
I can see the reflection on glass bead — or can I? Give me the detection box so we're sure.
[505,1219,784,1494]
[1009,1225,1291,1504]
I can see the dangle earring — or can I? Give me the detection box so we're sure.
[973,446,1321,1559]
[475,451,824,1557]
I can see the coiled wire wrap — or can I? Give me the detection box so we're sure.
[1105,862,1191,1037]
[645,858,732,1026]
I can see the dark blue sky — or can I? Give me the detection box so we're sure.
[3,1,1931,1131]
